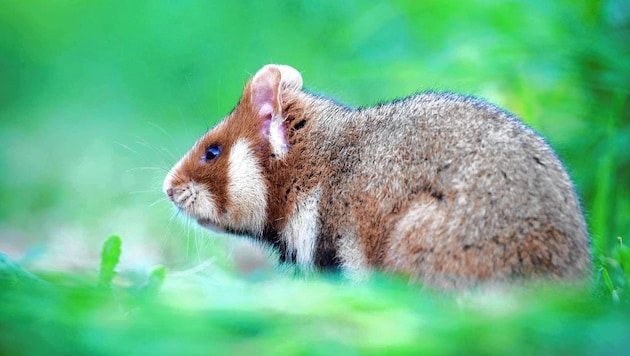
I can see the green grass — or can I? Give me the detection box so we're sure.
[1,236,630,355]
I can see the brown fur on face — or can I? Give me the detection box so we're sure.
[164,79,273,235]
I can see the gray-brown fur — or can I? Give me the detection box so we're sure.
[270,88,591,289]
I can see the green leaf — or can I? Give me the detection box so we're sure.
[594,267,617,302]
[139,265,166,297]
[612,237,630,281]
[98,235,121,288]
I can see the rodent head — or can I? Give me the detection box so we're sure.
[163,64,303,236]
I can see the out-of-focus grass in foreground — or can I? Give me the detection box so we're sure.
[1,236,630,355]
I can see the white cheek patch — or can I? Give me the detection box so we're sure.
[282,186,322,268]
[227,139,268,236]
[192,186,221,223]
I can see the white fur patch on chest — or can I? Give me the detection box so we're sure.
[281,186,322,268]
[227,139,268,236]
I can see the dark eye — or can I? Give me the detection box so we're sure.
[204,145,221,161]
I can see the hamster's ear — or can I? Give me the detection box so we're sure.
[250,64,303,157]
[251,64,303,118]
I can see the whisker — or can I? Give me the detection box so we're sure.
[128,189,162,195]
[127,133,177,165]
[185,217,191,260]
[126,166,170,173]
[135,144,176,166]
[114,141,142,156]
[169,259,215,277]
[159,209,178,256]
[149,196,168,208]
[147,121,175,142]
[195,225,202,263]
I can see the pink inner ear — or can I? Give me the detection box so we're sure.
[258,103,273,119]
[252,71,279,119]
[251,66,290,155]
[260,119,271,138]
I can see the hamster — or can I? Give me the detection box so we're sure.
[163,64,591,290]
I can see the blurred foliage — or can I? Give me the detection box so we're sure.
[0,0,630,353]
[1,237,630,354]
[98,234,121,288]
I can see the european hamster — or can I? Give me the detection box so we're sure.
[163,64,591,290]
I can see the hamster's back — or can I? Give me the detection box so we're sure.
[306,92,591,289]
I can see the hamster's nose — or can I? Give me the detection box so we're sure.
[166,188,175,201]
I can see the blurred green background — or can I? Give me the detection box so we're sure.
[0,0,628,274]
[2,1,630,354]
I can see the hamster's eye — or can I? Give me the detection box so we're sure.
[204,145,221,162]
